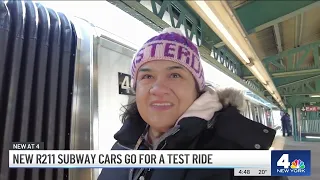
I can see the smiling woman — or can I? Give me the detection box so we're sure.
[97,28,286,180]
[132,29,204,137]
[136,61,199,137]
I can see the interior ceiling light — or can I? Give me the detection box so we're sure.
[195,1,251,64]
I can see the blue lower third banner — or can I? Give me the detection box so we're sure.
[271,150,311,176]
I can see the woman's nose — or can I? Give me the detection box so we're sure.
[149,79,170,97]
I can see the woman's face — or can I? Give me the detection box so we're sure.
[135,60,198,132]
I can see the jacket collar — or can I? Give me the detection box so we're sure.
[114,118,147,147]
[114,117,182,149]
[114,87,246,148]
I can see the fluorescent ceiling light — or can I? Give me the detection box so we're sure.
[310,95,320,97]
[305,136,320,139]
[265,85,273,93]
[192,1,285,108]
[250,66,267,85]
[195,1,251,64]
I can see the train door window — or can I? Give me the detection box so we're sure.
[246,100,251,119]
[260,107,264,125]
[259,107,264,125]
[250,104,254,121]
[247,101,253,120]
[255,107,259,123]
[257,107,261,124]
[252,106,256,122]
[261,107,267,126]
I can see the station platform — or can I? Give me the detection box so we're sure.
[284,137,320,180]
[271,131,320,180]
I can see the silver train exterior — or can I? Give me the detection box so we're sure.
[0,1,275,180]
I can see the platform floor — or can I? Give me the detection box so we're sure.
[282,137,320,180]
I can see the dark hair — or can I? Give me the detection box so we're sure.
[120,99,141,123]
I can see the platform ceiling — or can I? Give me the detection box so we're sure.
[108,0,320,108]
[229,0,320,108]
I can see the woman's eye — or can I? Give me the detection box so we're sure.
[141,74,153,79]
[170,73,181,78]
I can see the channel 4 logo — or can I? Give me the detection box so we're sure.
[271,150,311,176]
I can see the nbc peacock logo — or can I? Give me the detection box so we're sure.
[290,159,305,169]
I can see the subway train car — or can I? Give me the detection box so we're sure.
[0,1,276,180]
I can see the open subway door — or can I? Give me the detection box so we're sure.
[0,1,76,180]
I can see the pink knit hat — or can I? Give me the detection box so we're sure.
[130,27,205,91]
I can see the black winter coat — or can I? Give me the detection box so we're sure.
[97,106,288,180]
